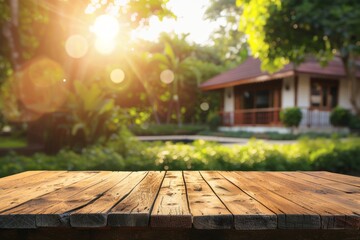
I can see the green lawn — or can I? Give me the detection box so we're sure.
[0,136,27,148]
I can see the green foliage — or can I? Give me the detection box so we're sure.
[199,130,350,140]
[237,0,360,114]
[330,107,351,127]
[280,107,302,127]
[206,111,221,131]
[67,81,115,146]
[349,114,360,131]
[152,37,200,126]
[1,137,360,177]
[237,0,360,70]
[205,0,248,64]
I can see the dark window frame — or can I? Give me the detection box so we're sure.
[310,78,339,110]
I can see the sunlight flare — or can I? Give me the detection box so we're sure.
[90,14,120,41]
[95,38,116,55]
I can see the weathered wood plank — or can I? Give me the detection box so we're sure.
[108,171,165,227]
[222,172,321,229]
[150,171,191,228]
[184,171,232,229]
[0,171,44,186]
[286,172,360,193]
[70,171,147,227]
[0,171,66,197]
[0,171,98,213]
[242,172,360,229]
[267,172,360,213]
[0,172,128,228]
[200,171,276,230]
[305,172,360,187]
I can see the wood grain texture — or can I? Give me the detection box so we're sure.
[70,171,147,227]
[222,172,321,229]
[150,171,191,228]
[0,171,44,188]
[0,172,127,228]
[242,172,360,229]
[305,171,360,187]
[269,172,360,208]
[184,171,232,229]
[108,171,165,227]
[291,172,360,193]
[201,171,276,230]
[0,171,98,213]
[0,171,359,232]
[266,172,360,227]
[0,171,66,197]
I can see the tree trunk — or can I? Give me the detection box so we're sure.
[2,0,21,70]
[172,79,182,127]
[175,97,182,127]
[166,97,173,124]
[150,96,161,125]
[341,53,360,116]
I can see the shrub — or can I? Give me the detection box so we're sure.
[349,114,360,131]
[330,107,351,127]
[206,111,221,130]
[1,137,360,177]
[280,107,302,127]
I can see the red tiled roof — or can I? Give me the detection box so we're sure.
[200,57,358,91]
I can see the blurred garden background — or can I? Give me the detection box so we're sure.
[0,0,359,177]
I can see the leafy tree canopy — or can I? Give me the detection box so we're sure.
[237,0,360,70]
[237,0,360,113]
[205,0,248,65]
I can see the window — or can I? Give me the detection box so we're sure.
[310,79,338,109]
[242,90,273,109]
[255,90,272,108]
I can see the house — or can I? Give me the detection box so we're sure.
[200,57,360,133]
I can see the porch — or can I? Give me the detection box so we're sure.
[220,107,332,127]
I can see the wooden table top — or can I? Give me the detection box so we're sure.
[0,171,359,230]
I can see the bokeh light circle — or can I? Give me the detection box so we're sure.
[110,69,125,84]
[160,69,175,84]
[65,35,88,58]
[1,57,69,122]
[200,102,210,111]
[17,57,68,114]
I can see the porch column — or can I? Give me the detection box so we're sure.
[281,77,295,108]
[273,88,280,124]
[224,87,235,125]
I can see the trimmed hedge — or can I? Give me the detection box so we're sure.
[1,137,359,177]
[330,107,351,127]
[280,107,302,127]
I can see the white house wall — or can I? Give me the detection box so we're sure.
[296,75,310,126]
[297,75,310,108]
[281,77,295,108]
[224,87,235,125]
[338,77,360,110]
